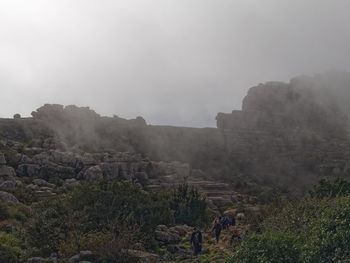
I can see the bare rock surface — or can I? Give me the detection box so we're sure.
[0,190,22,206]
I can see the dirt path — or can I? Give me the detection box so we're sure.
[168,224,249,263]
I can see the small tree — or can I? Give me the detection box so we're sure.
[169,184,210,227]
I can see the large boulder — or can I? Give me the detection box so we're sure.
[99,162,119,179]
[27,257,51,263]
[83,166,103,180]
[32,178,55,188]
[17,164,41,177]
[0,180,16,189]
[0,166,16,178]
[68,251,94,263]
[63,178,80,190]
[126,250,159,263]
[0,153,6,164]
[169,225,192,237]
[155,225,181,244]
[0,191,22,206]
[79,251,94,261]
[223,209,238,217]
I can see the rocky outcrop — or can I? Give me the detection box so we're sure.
[0,190,22,206]
[0,152,6,164]
[155,225,182,244]
[2,72,350,199]
[126,250,159,263]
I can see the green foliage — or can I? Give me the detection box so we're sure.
[0,200,10,221]
[0,232,25,263]
[27,180,177,257]
[9,180,210,260]
[68,180,173,233]
[309,178,350,199]
[4,186,38,205]
[261,198,332,243]
[27,198,69,256]
[248,180,350,262]
[302,197,350,262]
[169,183,210,227]
[226,232,301,263]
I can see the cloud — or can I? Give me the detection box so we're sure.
[1,0,350,126]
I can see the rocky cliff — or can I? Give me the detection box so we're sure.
[1,71,350,205]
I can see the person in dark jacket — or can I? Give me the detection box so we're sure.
[212,220,222,243]
[230,216,236,227]
[190,227,202,258]
[224,216,229,229]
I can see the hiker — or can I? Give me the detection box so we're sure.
[230,227,241,246]
[212,219,222,243]
[230,216,236,227]
[221,216,227,229]
[224,216,229,229]
[190,227,203,258]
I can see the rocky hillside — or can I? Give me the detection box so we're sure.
[1,72,350,202]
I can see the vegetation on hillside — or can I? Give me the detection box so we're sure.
[226,178,350,263]
[0,181,210,262]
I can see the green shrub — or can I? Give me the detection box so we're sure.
[0,232,25,263]
[226,232,301,263]
[169,183,210,227]
[27,198,69,256]
[5,186,38,205]
[302,197,350,262]
[27,180,175,255]
[309,178,350,199]
[261,198,332,242]
[0,200,10,221]
[68,180,173,233]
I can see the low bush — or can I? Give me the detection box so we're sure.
[0,232,25,263]
[302,197,350,262]
[226,232,301,263]
[169,183,210,227]
[309,178,350,199]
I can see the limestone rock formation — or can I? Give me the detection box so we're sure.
[1,71,350,200]
[0,190,22,206]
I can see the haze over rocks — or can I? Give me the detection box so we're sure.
[1,71,350,204]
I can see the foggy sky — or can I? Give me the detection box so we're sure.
[1,0,350,127]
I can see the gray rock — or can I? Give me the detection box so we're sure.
[0,153,6,164]
[0,191,22,206]
[35,189,56,197]
[33,178,55,188]
[126,250,159,263]
[169,225,192,237]
[68,254,80,263]
[0,166,12,177]
[84,165,103,180]
[134,172,148,185]
[27,184,40,190]
[99,162,119,179]
[0,180,16,189]
[63,178,80,190]
[167,245,179,254]
[155,225,181,244]
[27,257,50,263]
[15,180,23,186]
[79,251,94,261]
[17,164,41,177]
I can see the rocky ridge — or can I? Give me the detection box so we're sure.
[2,72,350,203]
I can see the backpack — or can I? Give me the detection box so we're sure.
[193,232,201,244]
